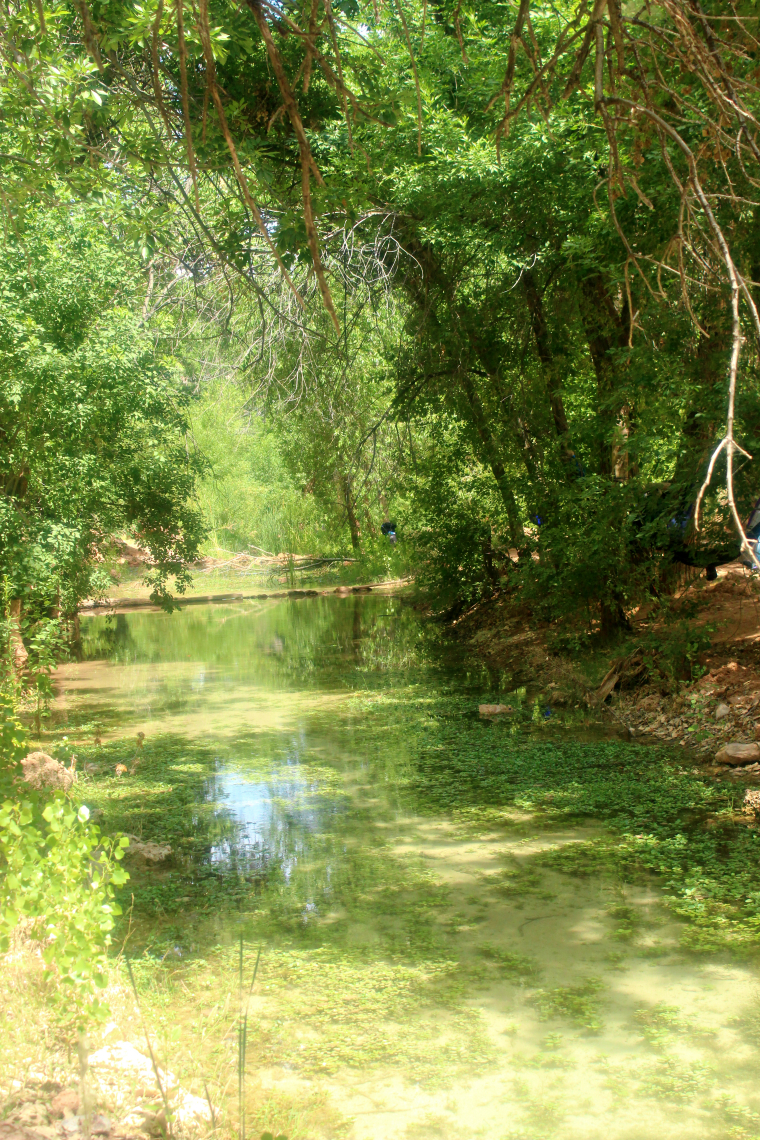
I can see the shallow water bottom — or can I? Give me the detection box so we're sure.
[50,597,760,1140]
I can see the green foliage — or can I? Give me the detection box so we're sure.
[522,479,648,624]
[0,700,129,1026]
[0,693,27,796]
[401,414,509,610]
[638,617,715,689]
[476,943,539,982]
[0,792,129,1023]
[529,978,605,1032]
[0,197,205,645]
[265,292,410,557]
[191,381,327,555]
[0,0,757,626]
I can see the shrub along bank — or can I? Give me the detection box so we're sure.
[0,699,129,1029]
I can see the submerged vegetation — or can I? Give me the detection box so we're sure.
[49,673,760,959]
[5,600,760,1138]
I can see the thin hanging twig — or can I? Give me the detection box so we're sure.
[75,0,103,71]
[34,0,46,35]
[391,0,422,156]
[562,0,606,100]
[247,0,341,331]
[258,0,385,125]
[197,0,307,309]
[302,0,318,91]
[602,95,760,566]
[151,0,173,134]
[452,0,468,64]
[176,0,201,211]
[323,0,354,151]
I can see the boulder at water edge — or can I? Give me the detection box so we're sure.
[715,742,760,766]
[21,752,75,791]
[123,837,172,862]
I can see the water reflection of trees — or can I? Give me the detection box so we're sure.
[116,715,437,959]
[80,596,471,692]
[83,612,138,663]
[81,597,499,948]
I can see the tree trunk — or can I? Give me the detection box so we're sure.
[579,273,630,477]
[467,329,544,488]
[600,598,630,640]
[523,269,573,448]
[342,475,361,553]
[8,598,27,672]
[612,406,630,482]
[69,611,81,648]
[671,321,729,494]
[460,372,524,548]
[361,492,376,539]
[483,529,499,587]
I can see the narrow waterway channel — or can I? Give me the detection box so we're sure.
[54,595,760,1140]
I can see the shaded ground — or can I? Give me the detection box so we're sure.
[450,561,760,769]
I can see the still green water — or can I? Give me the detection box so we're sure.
[55,595,760,1140]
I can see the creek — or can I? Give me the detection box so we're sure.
[53,594,760,1140]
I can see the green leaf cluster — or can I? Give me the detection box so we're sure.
[0,788,130,1024]
[0,701,130,1026]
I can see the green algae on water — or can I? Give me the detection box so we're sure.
[34,596,760,1139]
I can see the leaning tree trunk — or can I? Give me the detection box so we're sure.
[579,272,630,478]
[523,269,575,457]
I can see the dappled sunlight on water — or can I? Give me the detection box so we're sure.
[50,597,760,1139]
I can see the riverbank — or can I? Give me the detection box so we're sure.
[449,560,760,770]
[93,542,410,608]
[80,579,412,615]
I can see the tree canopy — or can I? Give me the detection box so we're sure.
[0,199,205,633]
[2,0,760,632]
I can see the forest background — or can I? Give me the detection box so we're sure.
[2,0,760,1026]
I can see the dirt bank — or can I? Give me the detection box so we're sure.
[451,561,760,777]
